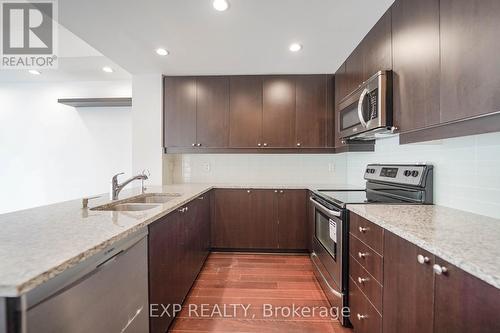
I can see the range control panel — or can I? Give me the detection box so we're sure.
[364,164,432,187]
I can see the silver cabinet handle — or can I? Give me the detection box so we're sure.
[357,314,367,320]
[257,143,262,147]
[263,143,268,147]
[358,252,368,259]
[358,277,369,284]
[296,142,301,147]
[279,190,284,194]
[197,143,202,147]
[197,196,204,200]
[247,190,251,193]
[433,264,447,275]
[274,190,278,193]
[417,254,430,264]
[359,226,368,233]
[192,143,196,147]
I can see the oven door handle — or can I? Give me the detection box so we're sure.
[309,197,341,217]
[311,252,343,298]
[357,87,370,128]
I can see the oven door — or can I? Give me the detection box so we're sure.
[309,197,343,291]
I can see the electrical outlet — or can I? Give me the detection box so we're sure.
[328,163,335,172]
[203,162,211,172]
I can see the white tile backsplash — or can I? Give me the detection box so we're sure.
[166,154,347,185]
[164,132,500,219]
[346,132,500,219]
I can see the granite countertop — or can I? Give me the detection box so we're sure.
[347,204,500,290]
[0,182,358,297]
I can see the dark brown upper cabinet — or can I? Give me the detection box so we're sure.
[229,76,263,148]
[439,0,500,123]
[363,9,392,81]
[165,74,336,152]
[164,76,228,148]
[345,44,365,96]
[164,77,197,147]
[344,10,392,99]
[262,76,297,148]
[196,76,229,148]
[392,0,440,133]
[295,75,330,148]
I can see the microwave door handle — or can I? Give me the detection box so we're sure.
[357,88,370,128]
[309,197,341,217]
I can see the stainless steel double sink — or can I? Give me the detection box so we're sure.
[91,193,182,212]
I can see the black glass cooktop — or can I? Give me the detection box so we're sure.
[316,189,411,208]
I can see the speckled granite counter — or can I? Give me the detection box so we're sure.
[347,204,500,289]
[0,182,357,297]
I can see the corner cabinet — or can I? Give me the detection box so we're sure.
[164,75,337,153]
[148,193,210,333]
[212,189,308,251]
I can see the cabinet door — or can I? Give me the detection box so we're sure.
[383,232,434,333]
[229,76,263,148]
[212,189,250,248]
[392,0,440,132]
[262,76,296,147]
[295,75,328,148]
[440,0,500,122]
[363,9,392,81]
[196,76,229,147]
[277,190,308,250]
[149,212,185,333]
[248,189,279,249]
[345,44,364,95]
[434,257,500,333]
[164,77,197,148]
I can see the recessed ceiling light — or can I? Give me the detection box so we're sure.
[28,69,41,75]
[102,66,113,73]
[289,43,302,52]
[213,0,229,11]
[156,48,169,56]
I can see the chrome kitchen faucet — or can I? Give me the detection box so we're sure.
[110,172,149,200]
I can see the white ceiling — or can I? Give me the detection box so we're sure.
[0,24,130,82]
[57,0,394,76]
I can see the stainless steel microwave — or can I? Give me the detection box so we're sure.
[338,70,395,140]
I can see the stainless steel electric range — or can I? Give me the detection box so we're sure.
[309,164,433,326]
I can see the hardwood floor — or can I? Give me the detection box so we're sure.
[169,252,352,333]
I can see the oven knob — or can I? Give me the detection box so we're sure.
[366,168,371,174]
[412,170,420,177]
[404,170,411,177]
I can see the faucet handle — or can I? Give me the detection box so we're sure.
[141,169,151,179]
[112,172,125,182]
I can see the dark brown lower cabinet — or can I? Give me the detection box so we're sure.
[149,194,210,333]
[382,231,500,333]
[277,190,308,250]
[383,232,434,333]
[434,258,500,333]
[212,189,308,250]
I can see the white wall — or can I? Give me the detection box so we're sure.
[346,133,500,219]
[167,154,347,185]
[0,80,132,214]
[132,74,164,185]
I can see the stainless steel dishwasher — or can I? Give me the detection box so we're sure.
[10,229,149,333]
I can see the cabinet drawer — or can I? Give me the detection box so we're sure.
[349,278,382,333]
[350,234,383,283]
[349,254,382,313]
[349,212,384,255]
